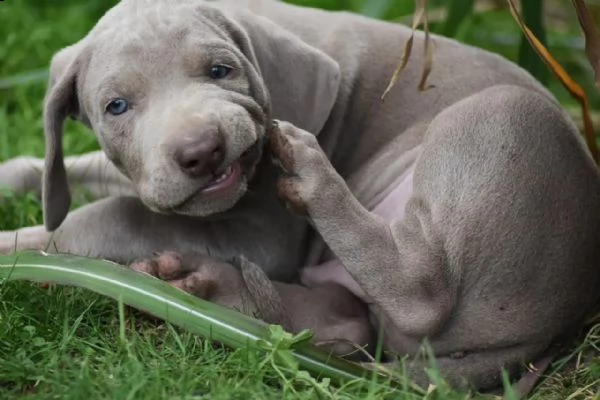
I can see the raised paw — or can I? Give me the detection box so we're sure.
[130,251,258,315]
[268,120,344,216]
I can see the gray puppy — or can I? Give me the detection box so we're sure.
[1,0,600,391]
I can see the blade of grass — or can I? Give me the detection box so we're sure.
[0,250,402,389]
[441,0,475,38]
[517,0,549,85]
[571,0,600,88]
[507,0,599,164]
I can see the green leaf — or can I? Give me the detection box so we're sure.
[0,251,399,388]
[501,369,520,400]
[518,0,550,85]
[441,0,475,38]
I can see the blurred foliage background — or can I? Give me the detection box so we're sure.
[0,0,599,158]
[287,0,600,134]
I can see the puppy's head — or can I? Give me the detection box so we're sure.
[42,0,340,231]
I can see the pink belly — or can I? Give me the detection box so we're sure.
[300,167,415,301]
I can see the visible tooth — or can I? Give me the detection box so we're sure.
[209,166,232,185]
[214,171,227,182]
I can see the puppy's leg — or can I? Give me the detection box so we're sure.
[271,120,453,337]
[0,195,291,277]
[0,197,151,257]
[0,151,134,199]
[0,157,46,197]
[270,85,600,388]
[0,226,52,254]
[131,251,374,359]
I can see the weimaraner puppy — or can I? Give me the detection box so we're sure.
[1,0,600,391]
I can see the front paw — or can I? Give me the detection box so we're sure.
[130,251,258,315]
[268,121,343,217]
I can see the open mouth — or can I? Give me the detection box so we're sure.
[198,140,261,195]
[168,139,263,213]
[200,162,242,194]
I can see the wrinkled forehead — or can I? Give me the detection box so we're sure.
[98,1,230,37]
[92,1,232,52]
[83,1,241,83]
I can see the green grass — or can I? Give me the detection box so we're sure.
[1,282,361,399]
[1,0,599,398]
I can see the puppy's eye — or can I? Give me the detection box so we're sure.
[209,65,232,79]
[106,99,129,116]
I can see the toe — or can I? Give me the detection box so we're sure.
[154,251,185,280]
[277,120,319,147]
[170,274,216,299]
[130,259,159,276]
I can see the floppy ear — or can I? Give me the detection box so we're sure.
[229,10,341,135]
[42,43,85,231]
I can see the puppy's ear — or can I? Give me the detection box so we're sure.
[231,10,341,135]
[42,43,85,231]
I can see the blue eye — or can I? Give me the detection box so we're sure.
[106,99,129,115]
[209,65,232,79]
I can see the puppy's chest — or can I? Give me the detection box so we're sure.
[300,159,417,300]
[344,144,421,217]
[366,164,415,220]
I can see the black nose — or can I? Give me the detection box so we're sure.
[173,132,225,178]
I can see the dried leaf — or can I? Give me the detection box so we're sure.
[382,0,433,100]
[418,7,435,92]
[571,0,600,88]
[507,0,599,163]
